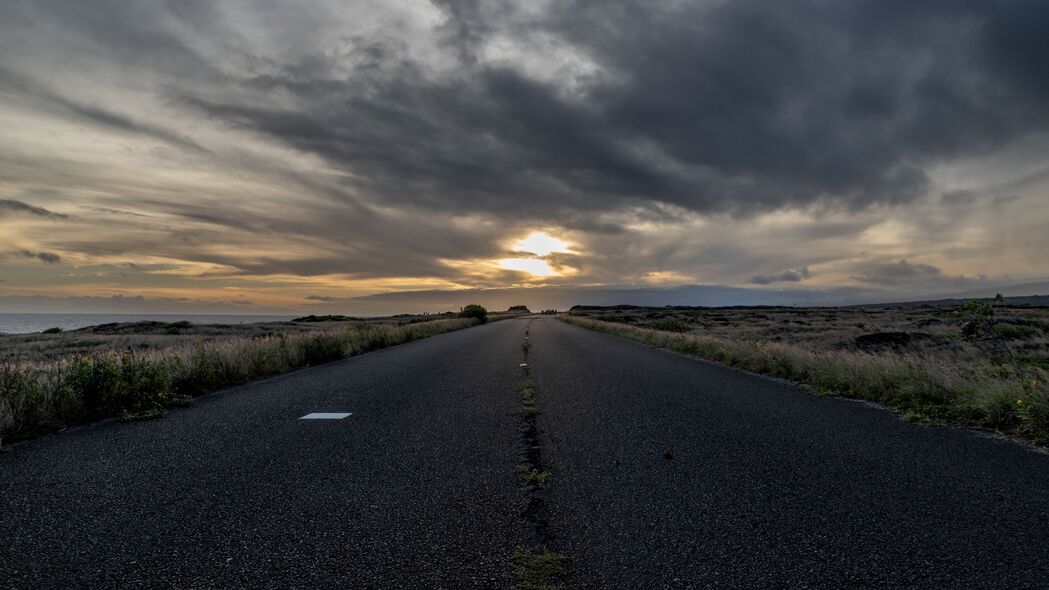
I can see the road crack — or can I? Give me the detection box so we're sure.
[512,319,569,589]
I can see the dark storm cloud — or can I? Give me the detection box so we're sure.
[0,199,68,220]
[941,190,978,206]
[851,259,958,286]
[749,267,812,285]
[1,0,1047,309]
[176,0,1049,217]
[4,250,61,264]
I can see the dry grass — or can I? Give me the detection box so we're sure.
[0,318,477,445]
[562,305,1049,445]
[0,314,472,365]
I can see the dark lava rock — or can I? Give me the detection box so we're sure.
[854,332,932,350]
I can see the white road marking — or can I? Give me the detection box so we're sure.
[299,412,352,420]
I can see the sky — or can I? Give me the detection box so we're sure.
[1,0,1048,314]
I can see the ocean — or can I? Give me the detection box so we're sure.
[0,313,297,335]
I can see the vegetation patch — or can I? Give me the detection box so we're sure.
[119,407,167,422]
[993,322,1040,339]
[0,318,477,445]
[512,546,569,590]
[643,318,692,332]
[459,304,488,323]
[515,466,551,485]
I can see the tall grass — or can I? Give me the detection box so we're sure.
[0,318,476,445]
[561,316,1049,444]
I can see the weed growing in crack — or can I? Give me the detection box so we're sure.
[512,546,569,590]
[515,466,551,485]
[119,407,167,422]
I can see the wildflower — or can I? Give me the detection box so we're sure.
[1017,399,1024,406]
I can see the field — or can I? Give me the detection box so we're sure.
[564,303,1049,444]
[0,313,492,365]
[0,312,517,445]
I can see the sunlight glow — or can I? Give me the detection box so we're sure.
[512,231,570,256]
[498,258,558,276]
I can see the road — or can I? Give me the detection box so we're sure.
[3,317,1049,588]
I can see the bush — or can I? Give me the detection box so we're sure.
[993,322,1039,339]
[459,304,488,323]
[42,327,62,334]
[300,334,343,365]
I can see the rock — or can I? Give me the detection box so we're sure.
[854,332,932,350]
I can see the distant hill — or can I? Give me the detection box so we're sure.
[856,280,1049,309]
[855,294,1049,309]
[943,281,1049,299]
[571,292,1049,312]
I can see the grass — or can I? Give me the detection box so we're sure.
[520,377,541,416]
[512,546,569,590]
[994,322,1040,339]
[514,466,551,485]
[561,314,1049,445]
[0,318,477,446]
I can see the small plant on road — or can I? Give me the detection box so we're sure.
[512,546,569,590]
[515,466,551,485]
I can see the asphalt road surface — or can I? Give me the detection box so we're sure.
[4,317,1049,588]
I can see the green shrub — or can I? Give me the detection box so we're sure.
[65,356,125,416]
[301,334,343,365]
[993,322,1039,339]
[1017,378,1049,444]
[42,327,62,334]
[459,304,488,323]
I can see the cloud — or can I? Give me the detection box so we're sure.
[172,0,1049,218]
[341,283,898,312]
[0,199,68,219]
[0,0,1047,310]
[851,258,952,285]
[0,294,289,315]
[80,206,150,218]
[4,250,61,264]
[749,267,812,285]
[0,67,207,154]
[941,190,978,206]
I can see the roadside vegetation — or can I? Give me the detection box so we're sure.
[563,303,1049,445]
[459,304,488,323]
[0,318,476,445]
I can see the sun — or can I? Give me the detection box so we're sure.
[497,231,571,277]
[511,231,570,256]
[498,258,558,277]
